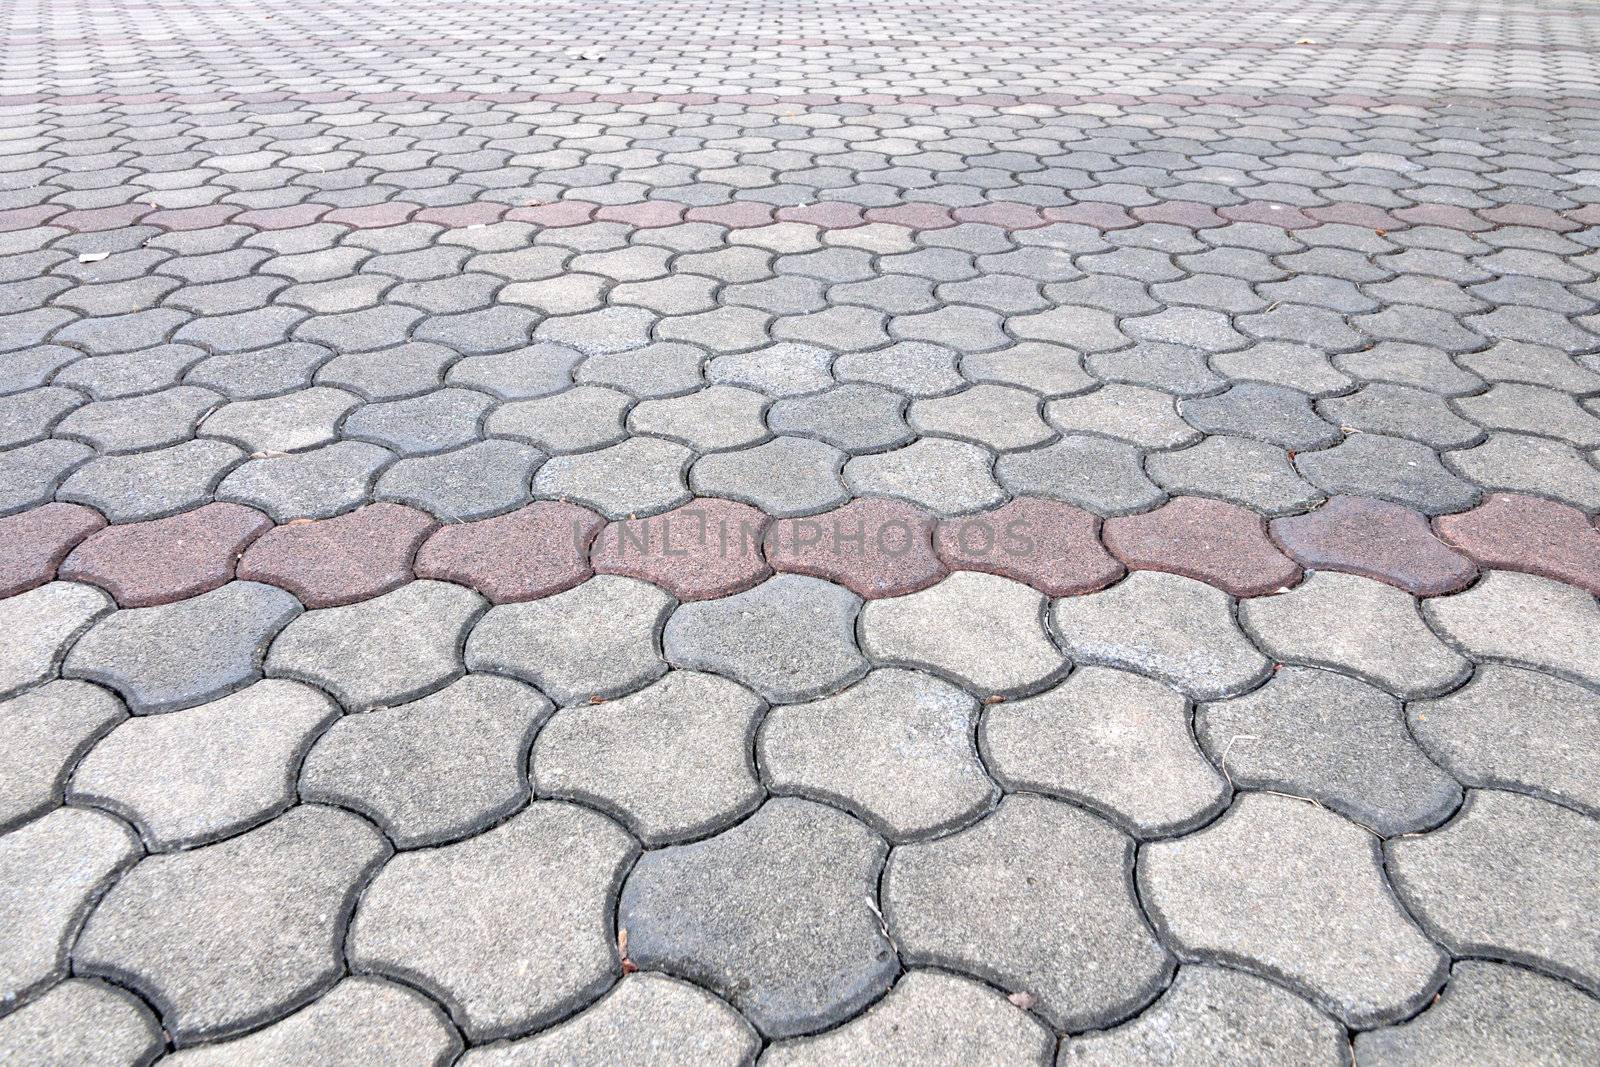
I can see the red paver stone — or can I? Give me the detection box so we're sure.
[864,204,955,230]
[1042,202,1137,229]
[1391,203,1490,231]
[1131,201,1225,229]
[506,201,597,227]
[1304,203,1400,230]
[1104,496,1300,597]
[685,203,776,228]
[1477,205,1579,232]
[413,502,600,604]
[778,202,865,228]
[61,503,273,607]
[141,204,242,230]
[0,503,107,598]
[415,202,509,227]
[233,204,329,230]
[765,498,946,599]
[953,203,1047,229]
[934,497,1123,597]
[596,201,687,228]
[324,202,420,228]
[1433,493,1600,596]
[592,498,770,601]
[239,503,437,608]
[1270,495,1477,597]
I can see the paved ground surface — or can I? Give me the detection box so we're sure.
[3,0,1600,1063]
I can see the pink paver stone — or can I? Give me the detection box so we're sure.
[239,503,437,608]
[934,497,1123,597]
[1270,495,1477,597]
[1104,496,1300,597]
[592,498,771,601]
[765,498,946,599]
[61,503,273,607]
[1433,493,1600,596]
[414,501,601,604]
[0,502,107,598]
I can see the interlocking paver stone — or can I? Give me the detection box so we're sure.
[59,502,272,607]
[466,575,670,705]
[1296,433,1480,515]
[1271,495,1477,595]
[843,437,1004,514]
[764,497,945,598]
[237,502,437,607]
[199,387,361,454]
[1047,384,1198,449]
[265,579,482,711]
[692,436,849,517]
[664,574,866,703]
[0,679,123,833]
[1146,435,1322,516]
[1053,572,1269,699]
[535,436,691,518]
[1387,790,1600,993]
[378,439,545,521]
[0,580,112,699]
[0,978,164,1067]
[619,797,895,1039]
[63,581,298,714]
[1422,571,1600,687]
[886,794,1170,1030]
[1103,496,1300,596]
[533,670,763,845]
[760,668,992,841]
[1433,493,1600,595]
[0,502,105,597]
[75,805,390,1044]
[590,497,771,600]
[349,802,636,1041]
[456,974,758,1067]
[58,439,243,523]
[1197,667,1461,835]
[0,807,140,1005]
[414,501,602,603]
[1241,572,1470,698]
[1446,433,1600,511]
[763,970,1054,1067]
[766,384,913,455]
[1409,666,1600,817]
[218,441,389,521]
[1140,793,1448,1026]
[984,666,1228,837]
[934,497,1123,595]
[69,679,338,850]
[160,977,463,1067]
[996,435,1163,514]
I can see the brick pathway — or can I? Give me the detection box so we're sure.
[3,0,1600,1062]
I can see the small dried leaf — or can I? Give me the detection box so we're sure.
[1007,991,1035,1010]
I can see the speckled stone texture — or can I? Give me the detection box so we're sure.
[0,503,105,598]
[1103,496,1300,596]
[413,501,604,603]
[60,503,273,606]
[765,497,946,598]
[933,497,1123,595]
[1434,493,1600,595]
[591,497,771,600]
[238,503,437,608]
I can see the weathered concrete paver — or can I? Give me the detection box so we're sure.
[0,979,163,1067]
[0,680,123,833]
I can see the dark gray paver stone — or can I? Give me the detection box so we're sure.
[75,805,390,1044]
[466,575,671,705]
[0,807,140,1005]
[1059,964,1347,1067]
[343,387,496,455]
[619,797,895,1039]
[985,666,1229,837]
[1387,789,1600,994]
[1140,793,1447,1026]
[0,679,124,832]
[59,440,245,523]
[995,435,1163,515]
[886,794,1171,1030]
[664,574,867,703]
[300,674,551,847]
[377,439,545,521]
[1354,961,1600,1067]
[457,973,759,1067]
[1422,572,1600,687]
[1295,433,1479,515]
[759,667,994,841]
[1409,665,1600,816]
[1197,667,1462,835]
[764,969,1054,1067]
[0,581,112,699]
[692,436,850,517]
[266,579,482,711]
[532,670,763,845]
[1,440,95,515]
[0,978,163,1067]
[64,581,301,714]
[348,802,638,1041]
[1180,383,1341,451]
[68,679,338,850]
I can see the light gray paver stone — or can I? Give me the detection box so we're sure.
[64,582,301,714]
[0,581,113,699]
[466,575,671,705]
[68,679,339,850]
[161,976,463,1067]
[766,384,912,455]
[298,674,552,847]
[534,436,692,518]
[843,437,1004,514]
[532,670,764,845]
[199,387,360,453]
[74,805,390,1043]
[342,387,494,456]
[759,668,994,841]
[860,572,1064,695]
[267,580,483,711]
[1409,665,1600,816]
[348,802,638,1041]
[1139,793,1448,1026]
[1445,433,1600,511]
[664,574,867,703]
[707,342,835,397]
[1422,572,1600,687]
[1059,965,1347,1067]
[218,441,390,521]
[618,797,895,1039]
[1,440,95,516]
[996,435,1164,514]
[1146,434,1322,516]
[691,436,850,517]
[1197,667,1462,835]
[1052,572,1270,700]
[1241,572,1470,698]
[763,969,1055,1067]
[377,439,545,521]
[0,979,163,1067]
[913,384,1054,450]
[1047,384,1199,449]
[984,666,1229,836]
[0,679,125,832]
[458,973,758,1067]
[886,794,1171,1030]
[1387,789,1600,993]
[486,385,630,454]
[1354,961,1600,1067]
[628,385,769,452]
[0,807,140,1005]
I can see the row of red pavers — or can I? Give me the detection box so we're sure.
[2,492,1596,609]
[3,193,1588,237]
